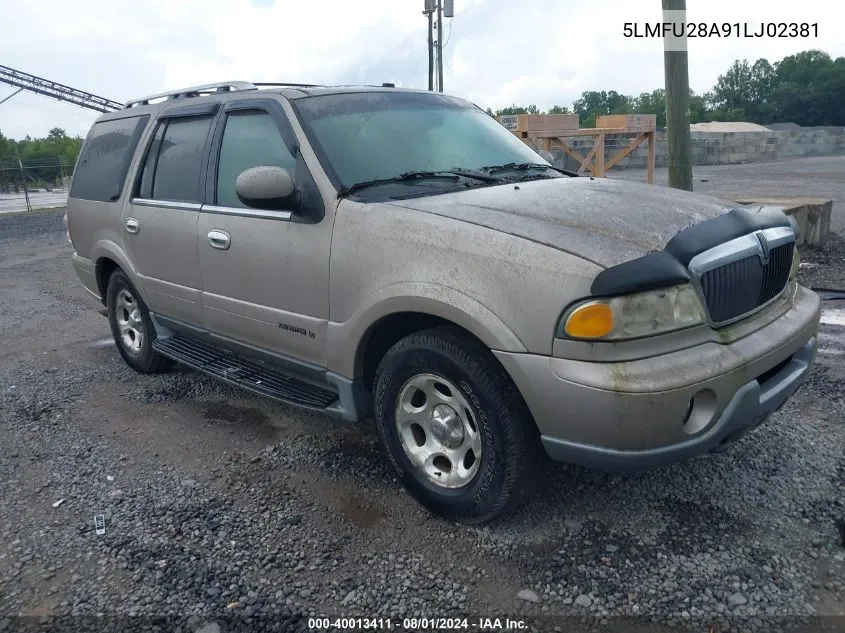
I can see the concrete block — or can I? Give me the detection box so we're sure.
[733,198,832,246]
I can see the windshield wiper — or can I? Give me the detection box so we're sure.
[446,167,506,183]
[479,162,579,177]
[337,170,502,197]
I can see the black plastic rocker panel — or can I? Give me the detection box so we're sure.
[152,336,337,409]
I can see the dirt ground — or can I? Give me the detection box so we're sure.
[613,155,845,235]
[0,204,844,633]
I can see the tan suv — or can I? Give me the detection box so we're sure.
[66,81,820,523]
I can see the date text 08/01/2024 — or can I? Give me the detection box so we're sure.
[623,22,818,38]
[307,617,527,630]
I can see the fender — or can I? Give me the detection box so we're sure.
[327,282,527,378]
[90,239,147,304]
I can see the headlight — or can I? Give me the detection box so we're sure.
[558,284,707,341]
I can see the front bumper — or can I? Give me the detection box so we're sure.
[494,285,821,471]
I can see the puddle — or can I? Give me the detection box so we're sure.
[339,494,383,528]
[202,401,269,425]
[200,401,276,439]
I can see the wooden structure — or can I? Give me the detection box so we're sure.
[497,113,658,184]
[497,113,579,139]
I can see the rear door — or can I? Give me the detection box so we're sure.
[197,98,333,367]
[122,102,217,326]
[66,113,150,261]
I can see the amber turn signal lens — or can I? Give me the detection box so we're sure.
[564,302,614,339]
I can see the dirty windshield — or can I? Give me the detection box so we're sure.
[294,91,557,193]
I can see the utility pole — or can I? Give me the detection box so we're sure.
[15,147,32,213]
[663,0,692,191]
[436,0,444,92]
[427,9,434,90]
[424,1,435,91]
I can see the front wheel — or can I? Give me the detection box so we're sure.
[373,327,543,524]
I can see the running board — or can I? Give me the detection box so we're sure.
[152,336,338,409]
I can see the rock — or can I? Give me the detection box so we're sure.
[605,545,619,553]
[342,590,357,604]
[728,593,748,607]
[181,479,198,489]
[575,594,592,608]
[196,624,220,633]
[517,589,540,603]
[564,519,583,531]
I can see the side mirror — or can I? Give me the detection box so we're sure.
[235,166,296,210]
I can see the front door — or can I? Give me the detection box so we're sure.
[197,99,332,367]
[122,108,216,326]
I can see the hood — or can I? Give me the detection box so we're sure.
[385,177,733,268]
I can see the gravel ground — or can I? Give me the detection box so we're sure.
[0,208,844,633]
[612,155,845,235]
[799,233,845,292]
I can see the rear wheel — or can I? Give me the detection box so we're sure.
[106,270,172,374]
[373,327,543,524]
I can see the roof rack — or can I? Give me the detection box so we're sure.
[253,82,323,88]
[123,81,258,109]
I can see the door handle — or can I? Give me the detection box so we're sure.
[207,229,231,250]
[124,218,140,234]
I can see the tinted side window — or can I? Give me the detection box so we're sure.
[216,111,296,208]
[137,122,166,199]
[151,116,213,202]
[70,115,149,202]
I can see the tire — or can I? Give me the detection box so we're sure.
[106,269,173,374]
[373,326,543,524]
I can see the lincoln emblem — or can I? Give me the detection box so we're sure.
[755,231,771,264]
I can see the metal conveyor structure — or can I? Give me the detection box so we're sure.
[0,64,122,113]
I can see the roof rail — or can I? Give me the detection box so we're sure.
[123,81,257,109]
[252,82,323,88]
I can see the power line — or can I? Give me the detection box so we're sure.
[443,17,454,48]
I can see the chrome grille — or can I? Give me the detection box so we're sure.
[698,242,793,324]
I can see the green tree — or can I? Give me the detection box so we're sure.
[573,90,632,127]
[0,127,84,188]
[711,58,775,121]
[547,105,570,114]
[688,92,708,124]
[496,104,539,115]
[632,89,666,127]
[769,50,844,125]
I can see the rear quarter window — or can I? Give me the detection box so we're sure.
[70,115,150,202]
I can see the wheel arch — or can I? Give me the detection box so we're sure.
[337,287,527,391]
[91,240,144,304]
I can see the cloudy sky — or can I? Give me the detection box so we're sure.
[1,0,841,140]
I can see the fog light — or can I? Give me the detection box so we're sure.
[682,389,717,435]
[681,398,694,424]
